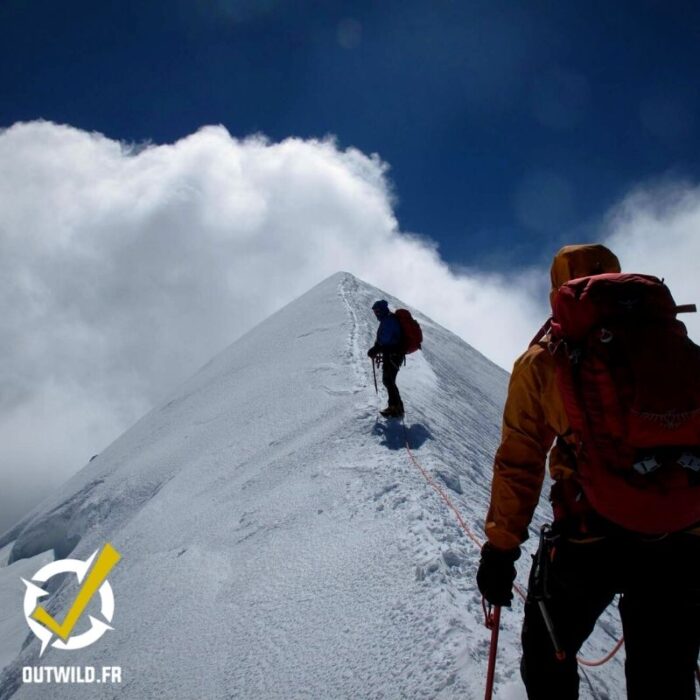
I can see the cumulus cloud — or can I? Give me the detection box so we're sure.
[2,120,698,532]
[0,121,549,531]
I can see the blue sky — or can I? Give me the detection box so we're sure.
[3,0,699,270]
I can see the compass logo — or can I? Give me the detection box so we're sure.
[22,543,122,657]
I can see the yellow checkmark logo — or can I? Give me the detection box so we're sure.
[30,543,122,642]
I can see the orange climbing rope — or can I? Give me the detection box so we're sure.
[402,432,623,668]
[577,637,626,667]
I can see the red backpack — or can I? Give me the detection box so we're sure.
[548,272,700,534]
[395,309,423,354]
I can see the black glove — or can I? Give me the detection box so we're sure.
[367,345,379,358]
[476,542,520,607]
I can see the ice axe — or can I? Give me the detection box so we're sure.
[533,525,566,661]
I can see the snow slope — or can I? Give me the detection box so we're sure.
[0,272,626,699]
[0,548,53,673]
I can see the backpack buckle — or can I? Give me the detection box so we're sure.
[633,455,662,475]
[679,451,700,472]
[599,328,614,343]
[567,347,582,363]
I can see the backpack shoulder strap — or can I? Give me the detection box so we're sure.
[529,318,552,348]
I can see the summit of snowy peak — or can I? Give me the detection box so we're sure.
[0,274,627,700]
[323,270,356,282]
[0,274,513,699]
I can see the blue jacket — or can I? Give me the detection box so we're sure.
[375,313,402,352]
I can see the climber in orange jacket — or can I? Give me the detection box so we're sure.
[477,244,700,700]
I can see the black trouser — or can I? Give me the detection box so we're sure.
[521,529,700,699]
[381,353,404,409]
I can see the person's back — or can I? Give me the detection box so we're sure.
[477,244,700,700]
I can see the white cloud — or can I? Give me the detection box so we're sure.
[2,120,698,532]
[602,182,700,344]
[0,121,548,530]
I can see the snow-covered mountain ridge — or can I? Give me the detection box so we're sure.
[0,272,625,699]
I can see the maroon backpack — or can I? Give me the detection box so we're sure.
[395,309,423,354]
[548,272,700,534]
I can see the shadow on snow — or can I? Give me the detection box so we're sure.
[372,420,433,451]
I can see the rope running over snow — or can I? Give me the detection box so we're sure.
[400,421,624,669]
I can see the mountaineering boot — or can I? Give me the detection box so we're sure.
[380,404,404,418]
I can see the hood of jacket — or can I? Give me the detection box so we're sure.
[549,244,621,308]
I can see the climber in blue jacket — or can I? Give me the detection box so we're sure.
[367,300,405,417]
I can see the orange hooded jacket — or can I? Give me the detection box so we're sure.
[484,244,622,551]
